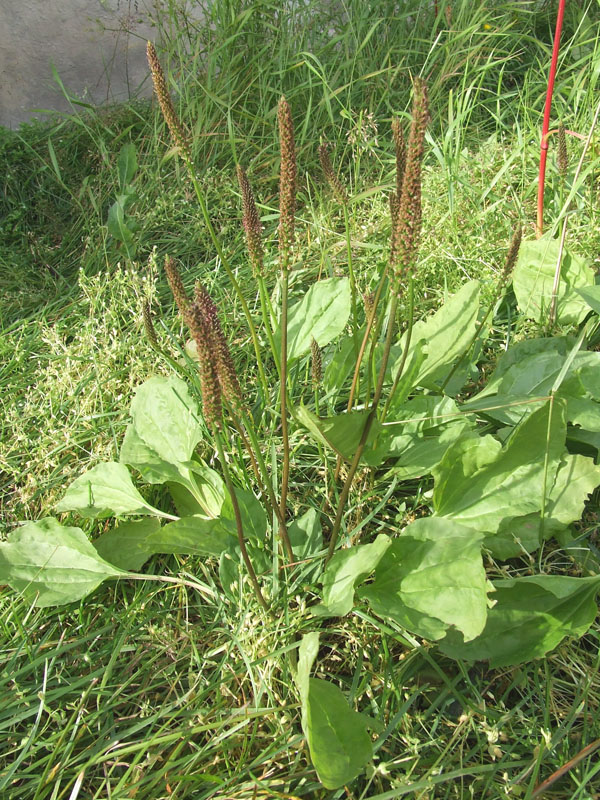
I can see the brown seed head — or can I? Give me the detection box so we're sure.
[237,165,264,277]
[194,283,245,414]
[390,78,430,294]
[502,223,522,282]
[277,96,297,269]
[391,117,406,203]
[187,300,223,429]
[557,122,568,179]
[147,41,192,165]
[164,256,191,321]
[310,337,322,387]
[318,142,348,206]
[142,300,159,348]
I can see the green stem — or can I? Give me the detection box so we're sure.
[332,268,388,484]
[233,404,294,564]
[257,275,280,376]
[280,270,290,521]
[343,203,359,357]
[326,294,399,563]
[381,277,414,421]
[214,428,269,612]
[188,171,269,399]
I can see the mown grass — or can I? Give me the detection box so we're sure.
[3,1,600,797]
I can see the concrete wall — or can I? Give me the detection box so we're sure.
[0,0,160,128]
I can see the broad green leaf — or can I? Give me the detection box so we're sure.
[433,400,567,533]
[276,277,351,361]
[120,422,187,485]
[365,396,476,474]
[95,515,236,571]
[221,488,268,542]
[94,518,162,570]
[360,519,487,641]
[117,142,137,188]
[187,463,226,517]
[129,376,202,466]
[392,280,480,389]
[323,335,359,394]
[385,338,427,411]
[0,518,125,607]
[107,197,135,248]
[485,450,600,558]
[289,508,323,560]
[512,237,594,325]
[295,405,380,461]
[463,347,600,427]
[295,633,373,790]
[56,462,157,518]
[577,285,600,316]
[439,575,600,667]
[317,534,391,617]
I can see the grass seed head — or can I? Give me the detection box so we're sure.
[147,41,192,165]
[237,165,264,277]
[277,96,297,269]
[318,142,348,206]
[187,299,223,429]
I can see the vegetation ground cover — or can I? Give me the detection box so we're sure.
[3,1,600,797]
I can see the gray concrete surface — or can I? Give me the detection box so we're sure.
[0,0,159,128]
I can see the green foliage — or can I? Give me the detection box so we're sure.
[512,237,594,325]
[5,2,600,791]
[295,633,374,789]
[0,518,125,606]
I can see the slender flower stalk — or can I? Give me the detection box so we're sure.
[236,164,280,374]
[328,79,429,561]
[147,42,269,399]
[277,96,296,521]
[319,141,359,353]
[214,429,269,613]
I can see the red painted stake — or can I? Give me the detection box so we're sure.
[536,0,566,238]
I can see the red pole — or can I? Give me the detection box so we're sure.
[536,0,566,238]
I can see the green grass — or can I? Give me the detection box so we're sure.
[3,0,600,797]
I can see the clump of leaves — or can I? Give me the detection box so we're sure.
[5,56,600,792]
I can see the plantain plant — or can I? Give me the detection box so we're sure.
[5,44,600,791]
